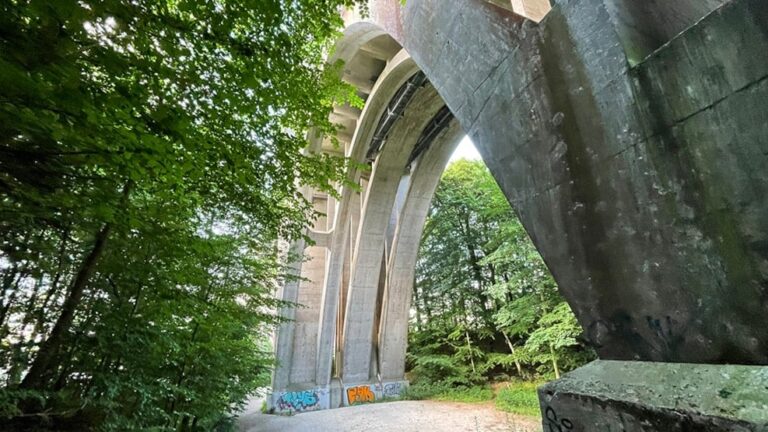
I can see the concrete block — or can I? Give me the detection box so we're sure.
[539,360,768,431]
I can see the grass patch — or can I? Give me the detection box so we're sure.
[432,386,494,403]
[404,379,543,417]
[495,381,541,417]
[403,383,493,403]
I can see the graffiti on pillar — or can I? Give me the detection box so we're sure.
[382,381,405,398]
[544,406,574,431]
[275,390,321,412]
[346,385,377,405]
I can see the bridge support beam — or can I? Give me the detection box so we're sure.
[539,361,768,431]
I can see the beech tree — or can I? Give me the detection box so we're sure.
[0,0,362,429]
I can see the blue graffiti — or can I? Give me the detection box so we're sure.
[276,390,320,411]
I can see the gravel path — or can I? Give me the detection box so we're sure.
[238,399,542,432]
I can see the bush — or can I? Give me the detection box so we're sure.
[403,382,492,403]
[402,381,452,400]
[495,381,542,417]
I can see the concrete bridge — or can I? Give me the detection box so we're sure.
[268,0,768,428]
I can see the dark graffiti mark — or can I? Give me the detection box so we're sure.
[545,406,574,431]
[276,390,320,412]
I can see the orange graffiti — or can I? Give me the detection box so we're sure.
[346,385,375,404]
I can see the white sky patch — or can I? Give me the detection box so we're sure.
[449,135,482,162]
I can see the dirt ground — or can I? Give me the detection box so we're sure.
[237,399,542,432]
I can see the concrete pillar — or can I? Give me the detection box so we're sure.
[270,238,306,391]
[314,187,354,386]
[539,360,768,431]
[377,122,464,382]
[287,195,329,385]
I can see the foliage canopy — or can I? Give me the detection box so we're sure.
[0,0,363,430]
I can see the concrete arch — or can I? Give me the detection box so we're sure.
[340,83,446,383]
[313,49,423,388]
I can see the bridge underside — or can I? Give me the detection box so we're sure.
[269,0,768,428]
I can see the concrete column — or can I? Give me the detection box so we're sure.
[270,237,306,391]
[287,195,329,385]
[314,185,355,386]
[337,189,361,377]
[378,122,464,382]
[341,86,446,384]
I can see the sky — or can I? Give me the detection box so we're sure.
[449,135,482,162]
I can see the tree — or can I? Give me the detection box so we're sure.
[409,159,593,388]
[0,0,363,429]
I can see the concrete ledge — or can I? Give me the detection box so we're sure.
[538,360,768,431]
[268,380,409,414]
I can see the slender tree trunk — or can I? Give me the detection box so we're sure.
[462,212,485,293]
[0,270,26,335]
[423,287,433,323]
[21,181,132,390]
[465,329,476,374]
[502,331,524,377]
[550,344,560,379]
[0,263,20,310]
[412,275,423,331]
[35,227,72,336]
[53,301,98,391]
[538,292,560,379]
[168,279,216,420]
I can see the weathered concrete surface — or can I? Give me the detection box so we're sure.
[603,0,727,65]
[400,0,768,364]
[539,360,768,431]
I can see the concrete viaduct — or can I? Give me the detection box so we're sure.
[269,0,768,428]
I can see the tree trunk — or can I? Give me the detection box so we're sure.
[35,227,72,336]
[465,329,476,374]
[412,275,423,332]
[502,331,524,377]
[550,343,560,379]
[462,211,485,292]
[21,181,132,390]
